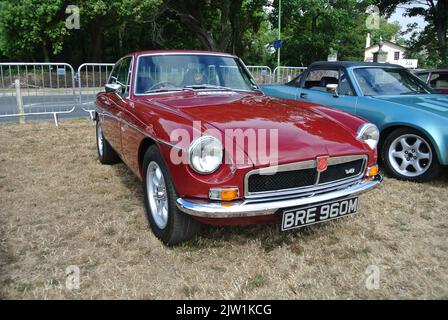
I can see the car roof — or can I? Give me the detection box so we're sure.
[308,61,404,69]
[130,50,236,58]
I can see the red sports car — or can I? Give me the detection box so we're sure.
[94,50,382,245]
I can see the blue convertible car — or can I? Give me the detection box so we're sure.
[261,61,448,182]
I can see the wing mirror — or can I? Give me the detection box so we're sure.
[105,83,121,93]
[326,84,339,97]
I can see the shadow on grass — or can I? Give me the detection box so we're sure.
[379,165,448,185]
[110,160,348,251]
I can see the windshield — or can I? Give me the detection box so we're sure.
[353,67,432,96]
[134,54,257,94]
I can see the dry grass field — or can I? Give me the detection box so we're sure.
[0,119,447,299]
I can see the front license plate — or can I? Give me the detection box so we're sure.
[281,197,359,231]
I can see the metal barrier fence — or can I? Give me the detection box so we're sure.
[77,63,114,119]
[273,66,307,83]
[0,63,76,126]
[0,62,308,125]
[246,66,272,84]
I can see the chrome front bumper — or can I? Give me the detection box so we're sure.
[176,175,382,218]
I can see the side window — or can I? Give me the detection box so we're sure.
[288,73,304,87]
[108,57,132,96]
[303,69,339,92]
[429,72,448,88]
[339,69,354,96]
[116,57,132,96]
[109,62,120,85]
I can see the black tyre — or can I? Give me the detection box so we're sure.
[381,128,440,182]
[142,145,201,245]
[96,120,120,165]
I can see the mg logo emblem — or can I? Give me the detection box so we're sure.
[316,156,329,172]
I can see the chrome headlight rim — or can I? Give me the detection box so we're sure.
[188,135,223,174]
[357,123,380,150]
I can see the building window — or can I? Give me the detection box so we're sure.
[394,51,400,60]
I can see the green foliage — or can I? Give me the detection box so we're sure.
[376,0,448,67]
[0,0,445,68]
[269,0,372,66]
[370,17,403,44]
[0,0,67,60]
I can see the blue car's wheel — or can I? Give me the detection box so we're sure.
[381,128,440,182]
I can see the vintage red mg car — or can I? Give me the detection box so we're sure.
[94,50,382,245]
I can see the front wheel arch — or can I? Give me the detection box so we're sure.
[138,138,158,177]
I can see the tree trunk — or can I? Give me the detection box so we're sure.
[42,40,49,62]
[90,21,104,61]
[176,12,218,50]
[165,0,243,53]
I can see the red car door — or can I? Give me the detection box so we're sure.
[118,56,149,175]
[103,56,133,157]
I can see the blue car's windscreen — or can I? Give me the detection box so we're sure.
[353,67,432,96]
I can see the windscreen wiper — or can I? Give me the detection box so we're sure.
[145,87,193,94]
[400,91,419,95]
[184,84,233,91]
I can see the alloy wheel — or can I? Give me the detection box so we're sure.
[388,134,432,177]
[146,161,169,229]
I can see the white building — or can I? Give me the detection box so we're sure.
[364,33,407,64]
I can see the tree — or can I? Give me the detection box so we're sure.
[161,0,269,56]
[0,0,68,61]
[269,0,373,66]
[376,0,448,66]
[0,0,162,63]
[370,17,405,45]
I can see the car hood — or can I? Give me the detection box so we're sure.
[152,92,368,166]
[371,94,448,119]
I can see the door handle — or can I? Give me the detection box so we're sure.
[300,93,308,99]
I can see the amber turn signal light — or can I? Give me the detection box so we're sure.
[364,165,379,181]
[367,165,379,177]
[209,187,239,201]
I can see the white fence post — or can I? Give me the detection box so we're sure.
[14,79,25,124]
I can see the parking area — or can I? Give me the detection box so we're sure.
[0,119,447,299]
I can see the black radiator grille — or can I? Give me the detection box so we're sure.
[247,168,317,193]
[246,158,365,194]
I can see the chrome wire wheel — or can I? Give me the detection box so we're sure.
[97,123,104,158]
[146,161,168,229]
[388,134,432,177]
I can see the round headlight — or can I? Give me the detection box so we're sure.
[188,136,223,174]
[357,123,379,150]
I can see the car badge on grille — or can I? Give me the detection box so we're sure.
[316,156,329,172]
[345,168,355,174]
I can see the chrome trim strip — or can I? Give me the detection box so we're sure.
[245,175,363,201]
[244,155,367,198]
[244,181,358,204]
[176,175,382,218]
